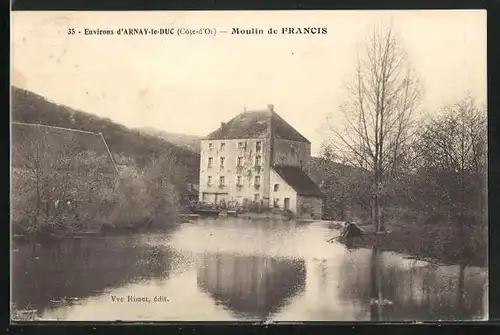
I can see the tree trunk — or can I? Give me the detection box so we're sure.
[373,175,383,232]
[35,177,40,211]
[376,197,380,231]
[378,194,385,231]
[339,200,347,221]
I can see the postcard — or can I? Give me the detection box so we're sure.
[10,10,488,322]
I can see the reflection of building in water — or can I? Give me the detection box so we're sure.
[197,253,306,319]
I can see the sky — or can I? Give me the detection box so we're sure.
[11,10,486,155]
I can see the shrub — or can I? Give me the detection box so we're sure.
[11,140,183,234]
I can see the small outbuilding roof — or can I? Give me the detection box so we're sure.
[272,166,325,198]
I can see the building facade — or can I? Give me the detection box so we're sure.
[199,104,324,219]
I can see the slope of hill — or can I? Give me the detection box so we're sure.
[136,127,202,153]
[11,86,200,183]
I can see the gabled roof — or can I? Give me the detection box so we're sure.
[205,108,310,143]
[272,166,325,198]
[12,123,116,174]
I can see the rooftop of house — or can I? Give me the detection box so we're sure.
[205,104,310,143]
[12,123,116,173]
[272,165,325,198]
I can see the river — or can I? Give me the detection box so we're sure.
[11,218,488,321]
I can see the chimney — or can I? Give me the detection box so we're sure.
[267,104,274,112]
[221,122,226,128]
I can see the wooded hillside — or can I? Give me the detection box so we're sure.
[11,87,200,182]
[136,127,202,153]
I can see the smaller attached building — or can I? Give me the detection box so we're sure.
[270,166,325,220]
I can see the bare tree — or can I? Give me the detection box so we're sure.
[12,125,55,229]
[12,125,117,233]
[326,25,422,231]
[416,96,487,226]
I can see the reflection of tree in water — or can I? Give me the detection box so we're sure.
[319,259,328,287]
[336,247,487,320]
[196,253,306,320]
[12,236,183,313]
[455,262,487,320]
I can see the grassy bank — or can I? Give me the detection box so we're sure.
[340,222,487,268]
[12,217,182,240]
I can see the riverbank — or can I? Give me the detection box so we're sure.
[337,222,487,268]
[11,217,185,243]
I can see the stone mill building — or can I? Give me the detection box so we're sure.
[199,104,324,219]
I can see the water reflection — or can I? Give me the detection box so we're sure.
[11,219,488,321]
[334,247,487,321]
[12,235,184,315]
[197,253,306,319]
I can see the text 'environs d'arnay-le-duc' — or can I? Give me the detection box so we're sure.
[80,26,328,36]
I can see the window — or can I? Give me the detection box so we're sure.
[274,184,279,192]
[220,142,225,150]
[237,157,243,167]
[291,146,296,155]
[273,198,280,208]
[208,143,213,150]
[220,157,225,169]
[254,193,260,202]
[207,176,212,186]
[254,175,261,186]
[238,142,244,149]
[219,176,225,186]
[237,176,242,186]
[256,141,262,153]
[208,157,213,168]
[255,155,262,167]
[300,160,303,168]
